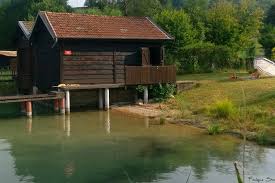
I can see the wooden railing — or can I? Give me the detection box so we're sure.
[125,65,176,85]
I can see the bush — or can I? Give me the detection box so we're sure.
[207,124,223,135]
[150,83,176,102]
[181,43,234,73]
[209,100,236,119]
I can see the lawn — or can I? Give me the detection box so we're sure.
[175,72,275,111]
[168,72,275,144]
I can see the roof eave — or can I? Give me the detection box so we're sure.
[30,11,58,42]
[145,17,175,40]
[18,21,31,39]
[58,37,173,41]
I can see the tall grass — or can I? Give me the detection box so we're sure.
[208,99,236,119]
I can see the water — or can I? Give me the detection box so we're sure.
[0,111,274,183]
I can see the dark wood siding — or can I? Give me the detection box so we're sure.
[61,40,163,85]
[16,29,33,94]
[32,17,60,92]
[63,50,126,85]
[17,48,32,93]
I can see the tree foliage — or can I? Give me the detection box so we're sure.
[0,0,274,72]
[0,0,70,49]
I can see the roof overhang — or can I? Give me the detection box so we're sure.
[18,21,33,40]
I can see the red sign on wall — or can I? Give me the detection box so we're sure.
[64,50,72,56]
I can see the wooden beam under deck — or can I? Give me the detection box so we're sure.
[0,92,64,104]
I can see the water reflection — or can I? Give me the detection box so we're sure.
[104,110,111,134]
[0,111,274,183]
[26,118,32,134]
[144,117,149,128]
[66,116,71,137]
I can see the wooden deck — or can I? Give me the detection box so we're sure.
[57,83,124,91]
[0,92,64,104]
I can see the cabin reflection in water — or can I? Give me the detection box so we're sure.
[0,112,274,183]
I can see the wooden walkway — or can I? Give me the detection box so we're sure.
[0,92,64,104]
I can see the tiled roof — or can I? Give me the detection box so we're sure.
[18,21,34,38]
[39,11,173,40]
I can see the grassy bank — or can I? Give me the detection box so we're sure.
[167,72,275,145]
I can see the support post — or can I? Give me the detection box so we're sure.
[143,86,148,104]
[98,89,104,110]
[54,99,59,112]
[26,101,32,117]
[65,90,70,114]
[104,88,110,110]
[59,98,65,115]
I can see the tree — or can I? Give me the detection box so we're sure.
[154,9,197,68]
[26,0,70,20]
[126,0,162,16]
[260,24,275,58]
[0,0,70,49]
[74,6,123,16]
[265,4,275,25]
[84,0,120,9]
[206,0,239,46]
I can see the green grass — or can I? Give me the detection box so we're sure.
[176,71,249,81]
[169,72,275,144]
[174,72,275,111]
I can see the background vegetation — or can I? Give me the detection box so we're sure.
[0,0,274,73]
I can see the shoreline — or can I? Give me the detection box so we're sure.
[112,103,275,146]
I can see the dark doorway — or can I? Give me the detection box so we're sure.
[150,47,161,65]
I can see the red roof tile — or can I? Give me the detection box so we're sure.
[39,12,172,40]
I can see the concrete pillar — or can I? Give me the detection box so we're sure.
[65,90,70,114]
[59,98,65,115]
[143,86,149,104]
[104,88,110,110]
[98,89,104,110]
[54,99,59,112]
[26,101,32,117]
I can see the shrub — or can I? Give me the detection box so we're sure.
[209,100,236,119]
[207,124,223,135]
[150,83,176,102]
[136,85,146,93]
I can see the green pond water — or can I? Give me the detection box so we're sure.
[0,110,275,183]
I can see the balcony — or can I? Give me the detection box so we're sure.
[125,65,176,85]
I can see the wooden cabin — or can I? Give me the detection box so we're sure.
[16,21,34,94]
[18,11,176,110]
